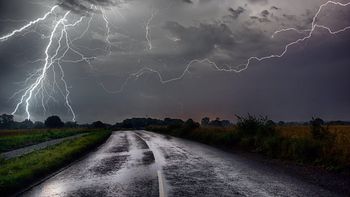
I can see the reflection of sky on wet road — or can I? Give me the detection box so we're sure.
[23,131,158,197]
[23,131,340,197]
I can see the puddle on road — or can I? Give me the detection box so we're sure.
[133,134,150,149]
[92,155,129,175]
[108,134,130,153]
[22,131,159,197]
[142,150,155,165]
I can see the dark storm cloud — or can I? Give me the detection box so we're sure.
[250,9,271,23]
[228,7,246,20]
[270,6,279,10]
[247,0,268,4]
[261,10,270,17]
[282,14,296,21]
[250,16,270,23]
[163,21,236,56]
[57,0,123,14]
[1,0,350,123]
[181,0,193,4]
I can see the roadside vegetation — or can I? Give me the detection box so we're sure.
[147,116,350,172]
[0,128,91,152]
[0,130,111,196]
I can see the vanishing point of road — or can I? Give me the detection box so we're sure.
[21,131,344,197]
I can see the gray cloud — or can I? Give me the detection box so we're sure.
[181,0,193,4]
[270,6,279,10]
[1,0,350,123]
[228,7,246,20]
[57,0,123,15]
[163,21,236,57]
[247,0,268,5]
[261,10,269,17]
[250,9,272,23]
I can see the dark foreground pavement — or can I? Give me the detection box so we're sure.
[21,131,344,197]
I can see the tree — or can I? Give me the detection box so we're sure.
[65,121,78,128]
[278,121,285,126]
[34,121,45,129]
[0,114,14,129]
[91,121,106,128]
[45,116,64,128]
[164,118,184,129]
[210,117,222,127]
[221,120,231,127]
[183,119,200,130]
[201,117,210,126]
[19,119,34,129]
[310,117,328,139]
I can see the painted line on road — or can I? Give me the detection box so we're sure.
[133,131,167,197]
[158,170,167,197]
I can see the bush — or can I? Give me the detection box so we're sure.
[236,114,276,138]
[183,119,200,131]
[258,135,282,157]
[147,115,349,171]
[288,138,321,163]
[45,116,64,128]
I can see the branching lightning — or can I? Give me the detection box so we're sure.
[0,5,58,41]
[2,1,350,121]
[101,0,350,94]
[1,3,114,121]
[11,11,71,120]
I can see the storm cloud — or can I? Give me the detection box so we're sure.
[0,0,350,123]
[57,0,123,14]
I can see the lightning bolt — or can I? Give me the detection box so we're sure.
[4,7,96,121]
[1,0,120,121]
[11,11,71,120]
[101,7,112,56]
[102,0,350,93]
[145,9,158,51]
[0,5,58,41]
[2,1,350,121]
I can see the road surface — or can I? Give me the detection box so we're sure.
[21,131,343,197]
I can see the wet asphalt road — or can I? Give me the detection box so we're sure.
[21,131,342,197]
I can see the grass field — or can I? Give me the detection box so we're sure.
[0,130,111,195]
[0,128,93,152]
[277,125,350,169]
[148,120,350,172]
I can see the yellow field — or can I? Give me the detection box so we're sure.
[278,125,350,165]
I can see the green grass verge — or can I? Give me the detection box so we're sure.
[0,130,111,196]
[0,129,93,152]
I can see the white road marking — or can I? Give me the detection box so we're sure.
[133,131,167,197]
[158,170,166,197]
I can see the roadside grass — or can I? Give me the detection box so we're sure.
[0,128,94,152]
[148,118,350,172]
[0,130,111,195]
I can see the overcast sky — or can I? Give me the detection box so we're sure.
[0,0,350,123]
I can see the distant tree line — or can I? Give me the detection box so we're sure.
[0,114,77,129]
[1,113,350,130]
